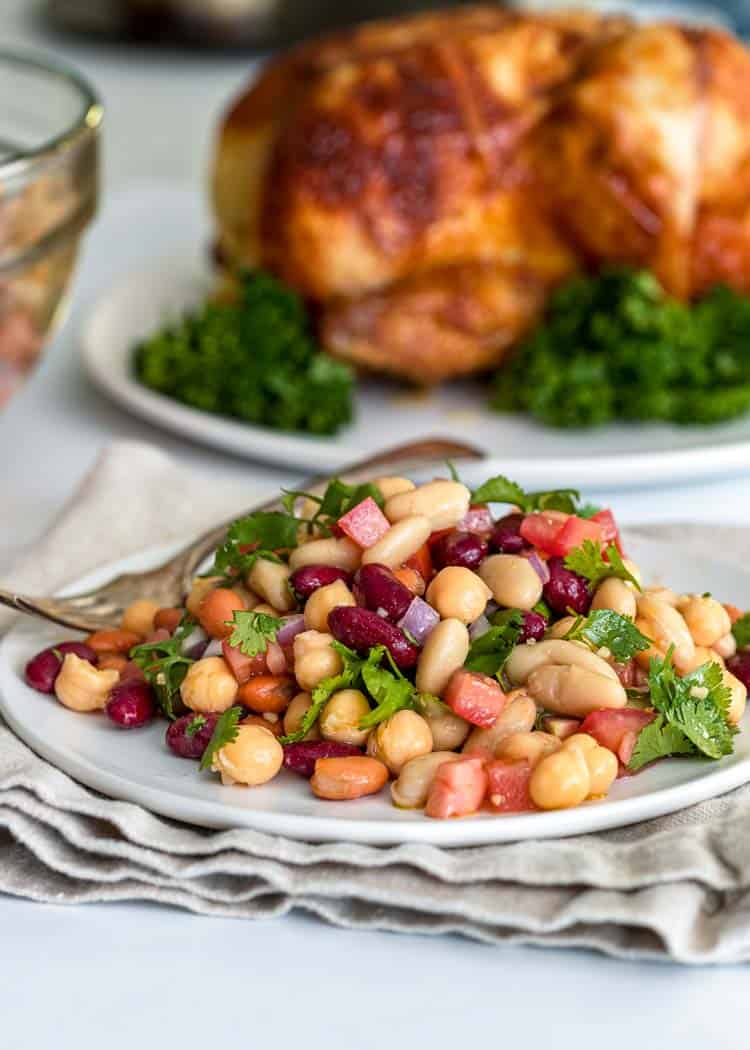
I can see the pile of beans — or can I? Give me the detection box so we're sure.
[22,474,749,820]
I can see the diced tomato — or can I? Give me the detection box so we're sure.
[579,708,656,766]
[520,511,603,557]
[591,509,623,553]
[337,497,390,549]
[405,542,433,584]
[546,516,603,557]
[222,639,267,684]
[444,668,507,728]
[425,756,488,819]
[519,510,569,552]
[486,760,535,813]
[458,505,494,534]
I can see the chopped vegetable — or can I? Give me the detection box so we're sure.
[732,612,750,650]
[207,510,299,578]
[564,540,641,591]
[492,268,750,428]
[464,610,523,678]
[283,479,385,537]
[199,706,242,771]
[564,610,652,663]
[470,475,580,514]
[336,497,390,548]
[134,270,354,435]
[227,610,282,658]
[129,615,196,719]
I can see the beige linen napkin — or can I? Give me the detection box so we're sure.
[2,440,750,964]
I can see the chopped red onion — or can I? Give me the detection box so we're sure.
[203,638,223,658]
[397,597,439,645]
[458,505,493,534]
[181,626,208,660]
[524,552,550,585]
[266,640,288,675]
[469,614,491,641]
[277,614,305,646]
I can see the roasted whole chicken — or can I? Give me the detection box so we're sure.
[212,6,750,383]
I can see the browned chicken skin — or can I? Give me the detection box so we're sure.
[212,6,750,384]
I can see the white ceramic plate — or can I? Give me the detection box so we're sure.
[1,530,748,845]
[82,254,750,489]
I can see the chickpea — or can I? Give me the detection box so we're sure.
[304,579,356,633]
[186,576,222,618]
[634,595,695,672]
[642,586,679,607]
[198,587,246,639]
[283,692,321,740]
[526,663,626,717]
[384,480,470,530]
[54,653,119,713]
[714,633,737,660]
[311,756,389,800]
[293,631,343,692]
[425,566,492,625]
[247,558,296,613]
[121,598,160,638]
[371,710,433,775]
[547,615,578,640]
[238,674,295,714]
[479,554,542,611]
[564,734,618,796]
[591,578,637,619]
[421,695,471,750]
[496,730,561,766]
[180,656,238,713]
[361,515,432,569]
[85,629,141,655]
[391,752,462,809]
[415,618,470,696]
[373,476,415,501]
[529,745,590,810]
[289,536,361,573]
[212,724,283,786]
[724,669,747,725]
[680,595,732,648]
[319,689,371,746]
[463,691,537,757]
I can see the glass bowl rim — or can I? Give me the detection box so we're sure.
[0,48,102,182]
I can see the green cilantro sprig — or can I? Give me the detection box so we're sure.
[628,649,736,770]
[129,615,197,719]
[282,478,384,537]
[279,642,371,745]
[465,610,523,678]
[564,540,641,591]
[185,715,208,737]
[228,610,282,657]
[563,610,652,663]
[207,510,300,579]
[470,474,580,514]
[200,706,242,771]
[731,612,750,650]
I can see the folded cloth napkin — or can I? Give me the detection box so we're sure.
[3,440,750,965]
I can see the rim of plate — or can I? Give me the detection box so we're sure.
[81,263,750,487]
[1,532,749,846]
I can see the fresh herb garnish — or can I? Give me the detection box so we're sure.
[134,269,354,436]
[228,610,282,657]
[470,474,580,514]
[628,715,696,771]
[207,510,299,578]
[185,715,208,737]
[199,706,242,771]
[130,615,197,719]
[465,610,523,678]
[732,612,750,650]
[563,610,651,663]
[279,642,370,745]
[282,478,384,536]
[578,503,603,519]
[564,540,641,591]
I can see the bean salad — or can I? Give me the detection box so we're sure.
[24,472,750,819]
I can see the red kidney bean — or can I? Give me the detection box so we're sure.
[166,712,220,759]
[432,531,488,572]
[543,557,591,615]
[489,513,529,555]
[328,606,419,668]
[354,563,412,621]
[290,564,352,601]
[24,641,98,694]
[518,610,547,642]
[283,740,362,778]
[728,650,750,691]
[105,680,156,728]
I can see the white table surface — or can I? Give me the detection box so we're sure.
[3,0,750,1044]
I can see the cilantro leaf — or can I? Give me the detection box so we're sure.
[129,615,197,719]
[465,611,523,678]
[200,706,242,771]
[358,663,417,729]
[732,612,750,650]
[578,503,602,519]
[284,479,385,536]
[208,510,299,578]
[228,610,282,657]
[628,715,696,771]
[470,474,580,514]
[564,540,641,591]
[185,715,208,737]
[647,649,736,760]
[564,610,651,662]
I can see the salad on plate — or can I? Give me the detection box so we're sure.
[22,471,750,820]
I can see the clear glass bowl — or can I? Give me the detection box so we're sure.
[0,51,101,406]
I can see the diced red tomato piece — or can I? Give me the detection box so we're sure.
[519,511,569,552]
[425,756,488,819]
[458,505,494,534]
[486,760,536,812]
[546,516,603,557]
[337,497,391,549]
[405,542,433,584]
[222,639,267,684]
[444,668,507,728]
[591,509,623,553]
[579,708,656,766]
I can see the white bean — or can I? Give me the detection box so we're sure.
[478,554,542,610]
[391,752,462,809]
[463,692,537,756]
[361,515,431,568]
[506,638,619,685]
[373,476,415,501]
[415,618,470,696]
[525,663,626,717]
[289,536,361,573]
[591,577,637,618]
[247,558,296,612]
[384,480,470,530]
